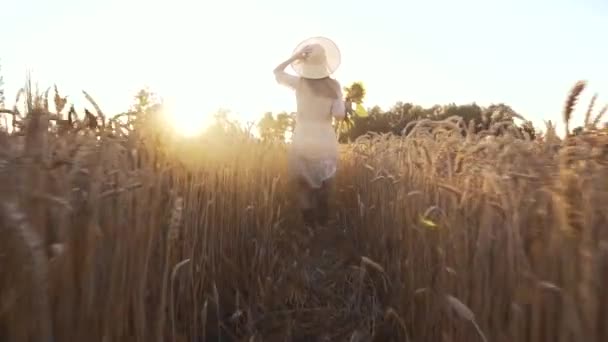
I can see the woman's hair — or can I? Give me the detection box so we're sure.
[300,77,341,100]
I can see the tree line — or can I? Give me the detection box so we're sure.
[256,82,538,143]
[3,75,599,141]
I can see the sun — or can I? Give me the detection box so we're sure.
[163,97,214,137]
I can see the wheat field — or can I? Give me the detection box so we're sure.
[0,80,607,342]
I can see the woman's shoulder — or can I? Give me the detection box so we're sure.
[328,78,343,93]
[328,78,341,88]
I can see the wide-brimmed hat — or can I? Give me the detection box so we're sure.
[291,36,341,79]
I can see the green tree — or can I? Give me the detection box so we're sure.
[132,87,160,113]
[258,112,277,141]
[108,87,164,136]
[436,103,483,123]
[275,112,294,138]
[203,108,243,138]
[339,99,532,142]
[257,111,294,142]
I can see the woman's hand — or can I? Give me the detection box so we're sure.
[292,45,313,62]
[274,45,313,75]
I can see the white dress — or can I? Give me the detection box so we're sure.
[275,71,345,189]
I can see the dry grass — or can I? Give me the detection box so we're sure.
[0,81,607,341]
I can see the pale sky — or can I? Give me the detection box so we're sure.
[1,0,607,135]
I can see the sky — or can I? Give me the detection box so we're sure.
[1,0,607,135]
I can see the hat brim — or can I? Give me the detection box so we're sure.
[291,36,341,79]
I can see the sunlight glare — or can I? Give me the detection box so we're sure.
[163,96,214,137]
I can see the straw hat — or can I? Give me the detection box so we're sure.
[291,36,341,79]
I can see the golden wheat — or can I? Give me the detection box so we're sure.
[0,81,607,341]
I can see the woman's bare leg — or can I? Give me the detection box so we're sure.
[296,177,317,228]
[315,178,332,226]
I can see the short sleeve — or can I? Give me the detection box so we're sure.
[331,98,346,120]
[275,71,300,90]
[331,83,346,119]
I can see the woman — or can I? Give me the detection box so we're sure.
[273,37,346,230]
